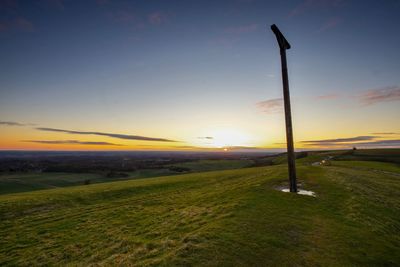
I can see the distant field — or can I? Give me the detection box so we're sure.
[0,149,399,195]
[0,153,399,265]
[0,170,179,195]
[0,159,255,195]
[169,159,253,172]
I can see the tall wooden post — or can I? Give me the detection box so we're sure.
[271,24,297,193]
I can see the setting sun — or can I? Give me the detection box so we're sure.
[205,129,253,148]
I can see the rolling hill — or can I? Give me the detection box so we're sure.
[1,152,399,266]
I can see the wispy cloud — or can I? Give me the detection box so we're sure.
[14,17,34,31]
[355,139,400,147]
[0,0,18,10]
[371,132,399,135]
[301,136,377,145]
[108,10,168,29]
[0,121,34,126]
[41,0,64,10]
[300,134,400,148]
[256,98,283,114]
[35,127,177,142]
[226,23,258,34]
[223,146,260,150]
[95,0,109,5]
[316,93,340,100]
[148,11,168,25]
[357,86,400,105]
[289,0,344,17]
[109,10,137,23]
[197,136,214,140]
[317,17,342,33]
[0,17,34,32]
[169,145,265,151]
[22,140,125,146]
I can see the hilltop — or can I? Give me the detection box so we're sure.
[1,149,399,265]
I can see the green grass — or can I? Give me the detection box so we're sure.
[0,160,254,195]
[0,169,182,195]
[2,149,398,196]
[169,159,253,172]
[1,160,399,266]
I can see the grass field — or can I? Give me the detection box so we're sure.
[0,170,173,195]
[1,153,399,265]
[169,159,253,172]
[0,159,255,195]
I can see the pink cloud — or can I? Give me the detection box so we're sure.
[318,17,342,33]
[108,10,146,30]
[316,93,340,100]
[148,11,167,25]
[358,86,400,106]
[0,0,18,10]
[0,17,35,32]
[256,98,283,114]
[289,0,344,17]
[0,22,8,32]
[14,17,35,32]
[41,0,65,10]
[226,23,258,34]
[109,10,136,23]
[96,0,109,5]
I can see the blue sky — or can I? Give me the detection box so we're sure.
[0,0,399,150]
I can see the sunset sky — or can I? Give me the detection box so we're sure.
[1,0,399,151]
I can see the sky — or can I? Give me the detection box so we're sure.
[0,0,399,151]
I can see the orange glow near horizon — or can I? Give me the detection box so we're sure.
[1,118,399,151]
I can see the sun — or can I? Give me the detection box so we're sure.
[207,129,252,148]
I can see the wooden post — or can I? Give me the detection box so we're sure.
[271,24,297,193]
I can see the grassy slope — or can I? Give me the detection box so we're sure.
[1,160,399,266]
[0,159,253,195]
[0,169,180,195]
[169,159,253,172]
[2,149,398,195]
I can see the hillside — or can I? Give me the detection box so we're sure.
[1,158,400,265]
[2,149,399,195]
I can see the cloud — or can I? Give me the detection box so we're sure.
[304,139,400,148]
[0,121,34,126]
[223,146,260,150]
[13,17,34,31]
[316,93,340,100]
[301,136,377,145]
[256,98,283,114]
[168,145,266,151]
[289,0,344,17]
[197,136,214,140]
[226,23,258,34]
[109,10,137,23]
[0,17,34,32]
[41,0,64,10]
[0,0,18,12]
[22,140,125,146]
[107,10,147,30]
[357,86,400,105]
[148,11,168,25]
[35,127,177,142]
[371,132,399,135]
[96,0,109,5]
[318,17,342,33]
[0,22,7,32]
[298,135,400,148]
[355,139,400,147]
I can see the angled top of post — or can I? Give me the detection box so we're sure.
[271,24,291,50]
